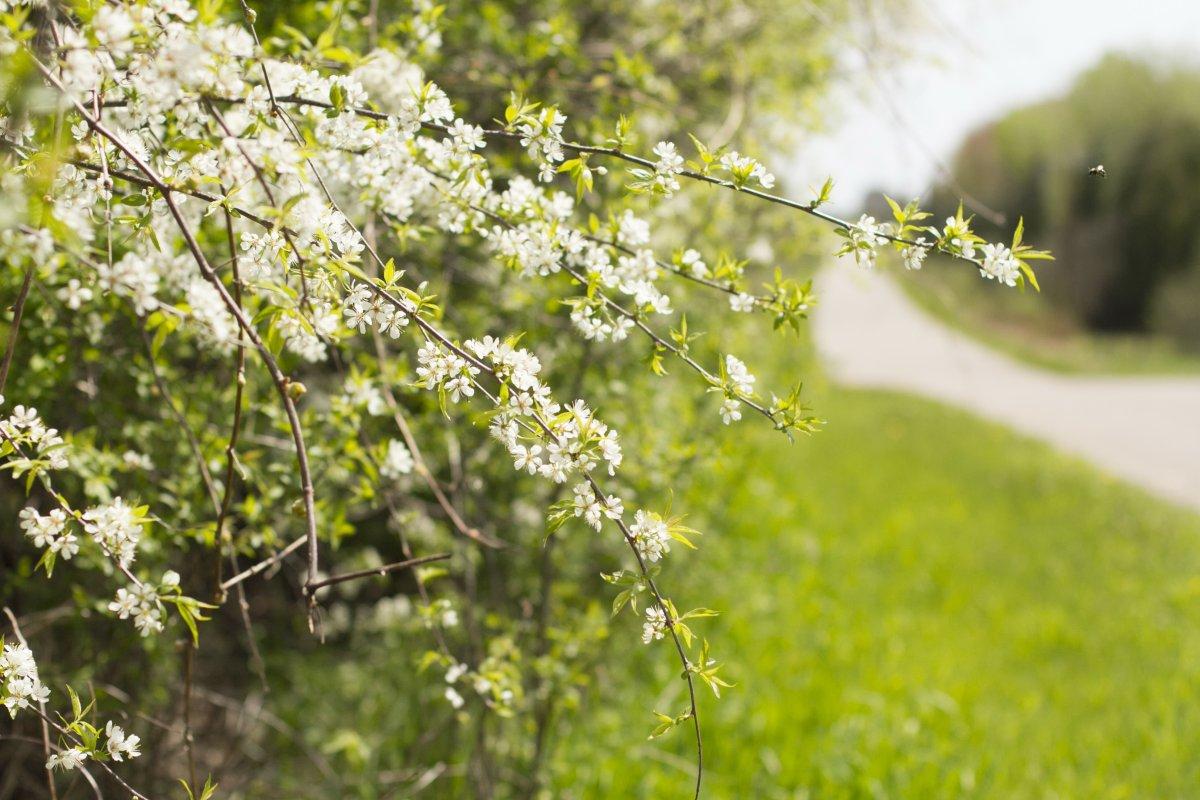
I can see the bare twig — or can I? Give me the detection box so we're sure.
[303,553,450,593]
[213,201,249,596]
[0,265,34,396]
[220,534,307,592]
[140,328,222,512]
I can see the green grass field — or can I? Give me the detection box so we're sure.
[557,379,1200,798]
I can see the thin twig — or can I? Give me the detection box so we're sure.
[0,264,34,395]
[213,201,248,596]
[182,641,198,790]
[220,534,307,592]
[140,328,222,512]
[303,553,450,593]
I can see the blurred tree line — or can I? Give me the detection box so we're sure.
[939,54,1200,349]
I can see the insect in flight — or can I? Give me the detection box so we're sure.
[1088,164,1107,178]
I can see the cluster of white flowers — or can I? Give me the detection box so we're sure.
[276,304,339,363]
[0,227,54,269]
[239,230,288,280]
[380,439,415,479]
[719,150,776,189]
[941,216,976,259]
[629,510,671,562]
[1,640,49,718]
[342,375,388,416]
[57,278,94,310]
[642,605,669,644]
[343,282,414,339]
[571,482,624,531]
[102,720,142,762]
[717,355,757,425]
[108,583,165,636]
[19,507,78,560]
[651,140,685,195]
[96,252,161,315]
[82,498,143,568]
[446,118,486,154]
[45,721,142,772]
[0,402,69,470]
[416,342,481,403]
[46,747,89,772]
[611,249,673,314]
[725,355,756,396]
[569,304,634,342]
[516,107,568,182]
[680,248,708,278]
[487,183,681,321]
[491,221,565,278]
[978,242,1021,286]
[902,240,930,271]
[615,209,650,246]
[185,279,237,348]
[493,397,623,485]
[729,292,756,313]
[841,214,891,269]
[349,49,424,118]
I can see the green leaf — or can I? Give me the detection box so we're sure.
[884,195,903,223]
[1018,261,1041,292]
[68,684,82,720]
[612,587,633,617]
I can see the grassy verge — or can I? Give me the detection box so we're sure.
[900,259,1200,375]
[557,378,1200,798]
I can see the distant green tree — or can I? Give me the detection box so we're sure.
[941,54,1200,343]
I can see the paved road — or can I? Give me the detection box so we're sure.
[812,266,1200,512]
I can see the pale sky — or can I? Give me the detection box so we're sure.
[788,0,1200,214]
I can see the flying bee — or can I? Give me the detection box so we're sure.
[1088,164,1107,178]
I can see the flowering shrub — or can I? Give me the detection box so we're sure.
[0,0,1048,796]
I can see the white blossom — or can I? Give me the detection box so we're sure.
[652,140,684,195]
[47,748,89,772]
[841,214,889,269]
[104,721,142,761]
[57,279,94,309]
[902,240,930,271]
[380,439,415,479]
[729,292,755,313]
[83,498,143,568]
[642,605,669,644]
[1,641,49,718]
[630,510,671,562]
[724,355,755,396]
[978,242,1021,287]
